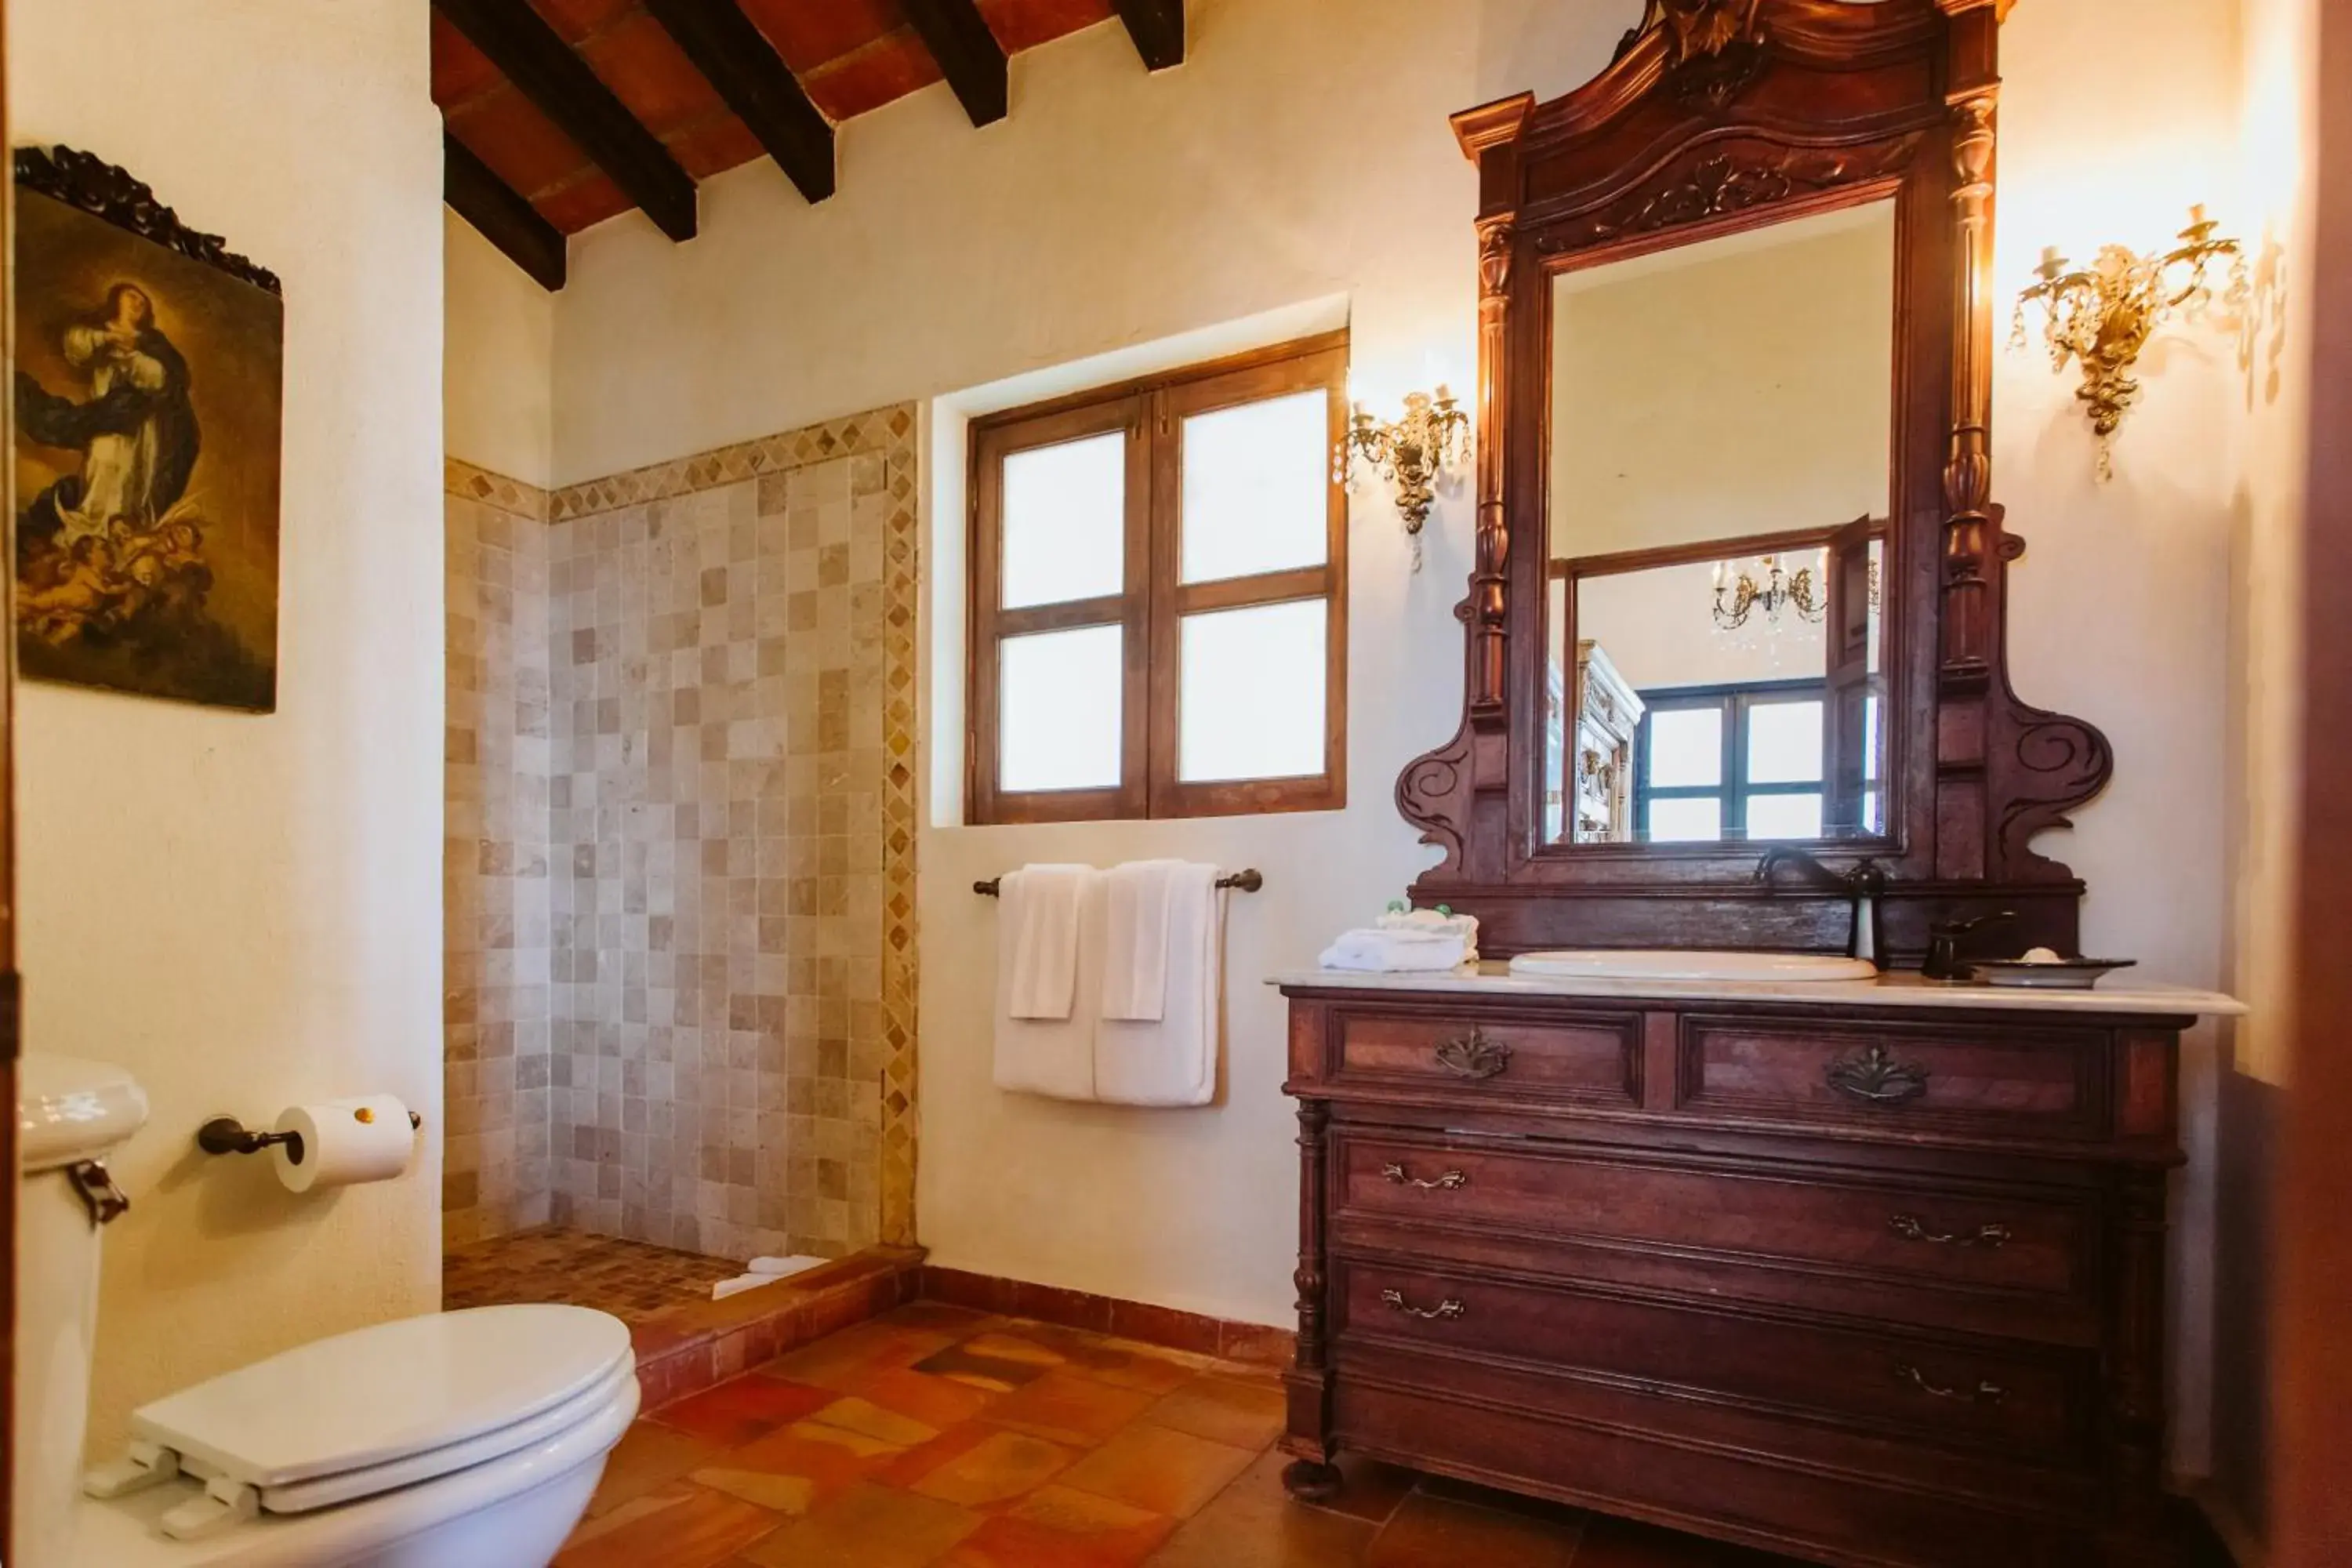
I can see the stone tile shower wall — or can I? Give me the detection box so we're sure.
[444,459,556,1246]
[542,407,921,1261]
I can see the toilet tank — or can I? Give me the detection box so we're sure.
[15,1054,147,1568]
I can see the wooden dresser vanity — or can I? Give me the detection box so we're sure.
[1274,972,2238,1566]
[1276,3,2243,1563]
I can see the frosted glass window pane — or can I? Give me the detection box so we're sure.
[1748,793,1825,840]
[1181,391,1329,584]
[1748,701,1824,784]
[1178,600,1327,782]
[1648,799,1722,843]
[1646,709,1722,788]
[1002,434,1124,609]
[1863,695,1882,782]
[1000,626,1122,792]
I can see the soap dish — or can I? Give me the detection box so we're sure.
[1965,957,2138,990]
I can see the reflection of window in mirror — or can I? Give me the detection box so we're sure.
[1544,198,1896,848]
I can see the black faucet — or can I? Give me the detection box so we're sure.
[1921,912,2021,982]
[1755,848,1887,967]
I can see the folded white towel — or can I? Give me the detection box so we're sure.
[1003,864,1091,1019]
[746,1254,829,1278]
[1096,865,1221,1106]
[1318,928,1470,973]
[996,867,1106,1101]
[712,1273,781,1301]
[1101,859,1194,1022]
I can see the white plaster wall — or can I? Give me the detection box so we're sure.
[9,0,446,1457]
[445,211,556,487]
[550,0,2259,1469]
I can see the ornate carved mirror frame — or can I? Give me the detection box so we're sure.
[1399,0,2111,961]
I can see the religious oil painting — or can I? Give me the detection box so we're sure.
[12,147,284,711]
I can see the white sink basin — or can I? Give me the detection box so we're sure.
[1508,949,1878,983]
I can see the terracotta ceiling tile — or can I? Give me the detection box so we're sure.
[736,0,905,77]
[577,9,727,135]
[536,171,635,234]
[447,91,597,201]
[667,115,768,182]
[430,12,505,110]
[527,0,637,46]
[975,0,1113,54]
[803,31,942,122]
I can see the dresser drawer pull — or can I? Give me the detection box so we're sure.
[1379,1288,1466,1322]
[1434,1029,1512,1081]
[1826,1044,1929,1105]
[1381,1162,1469,1191]
[1889,1214,2013,1249]
[1896,1363,2007,1405]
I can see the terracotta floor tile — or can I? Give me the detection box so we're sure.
[1057,1421,1258,1519]
[942,1485,1174,1567]
[959,1330,1070,1367]
[688,1466,821,1516]
[1301,1452,1420,1525]
[1571,1515,1809,1566]
[803,1393,938,1448]
[717,1417,913,1505]
[845,1363,1001,1429]
[909,1425,1078,1507]
[874,1301,1000,1336]
[559,1483,702,1551]
[586,1421,724,1515]
[985,1370,1160,1446]
[1143,1374,1289,1450]
[446,1225,739,1324]
[913,1338,1062,1392]
[762,1322,956,1392]
[554,1481,784,1568]
[1362,1490,1583,1568]
[735,1480,981,1567]
[873,1419,1005,1490]
[1148,1450,1381,1568]
[652,1375,838,1446]
[1010,1325,1212,1394]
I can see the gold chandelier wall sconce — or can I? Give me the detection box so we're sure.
[2010,205,2247,481]
[1337,387,1472,572]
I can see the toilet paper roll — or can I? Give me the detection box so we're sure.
[270,1095,416,1193]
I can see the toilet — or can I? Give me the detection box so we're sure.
[16,1056,637,1568]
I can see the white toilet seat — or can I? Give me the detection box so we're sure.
[73,1305,639,1568]
[72,1361,637,1568]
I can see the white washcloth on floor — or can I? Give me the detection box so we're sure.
[1002,864,1091,1019]
[1095,865,1222,1106]
[995,866,1107,1101]
[1318,927,1470,973]
[1101,859,1193,1022]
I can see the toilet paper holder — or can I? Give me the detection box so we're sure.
[197,1109,422,1159]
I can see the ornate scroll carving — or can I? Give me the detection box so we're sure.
[1571,135,1925,249]
[1992,701,2116,874]
[13,144,282,296]
[1394,727,1472,874]
[1826,1044,1930,1105]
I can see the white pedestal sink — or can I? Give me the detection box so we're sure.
[1508,949,1878,983]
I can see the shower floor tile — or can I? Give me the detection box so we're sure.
[443,1225,744,1323]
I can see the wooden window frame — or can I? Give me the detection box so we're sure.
[967,332,1349,825]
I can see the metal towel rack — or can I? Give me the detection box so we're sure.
[975,868,1264,897]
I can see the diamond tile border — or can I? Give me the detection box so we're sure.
[518,403,922,1250]
[445,456,551,523]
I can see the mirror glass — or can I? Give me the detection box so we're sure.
[1544,198,1896,847]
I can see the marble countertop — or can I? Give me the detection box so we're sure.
[1266,964,2246,1018]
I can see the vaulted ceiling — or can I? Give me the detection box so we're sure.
[433,0,1186,291]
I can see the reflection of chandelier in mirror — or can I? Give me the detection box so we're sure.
[1711,555,1822,630]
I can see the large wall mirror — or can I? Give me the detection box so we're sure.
[1399,0,2115,960]
[1546,199,1895,848]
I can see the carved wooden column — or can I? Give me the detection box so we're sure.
[1281,1097,1341,1498]
[2107,1169,2172,1542]
[1467,216,1516,720]
[1940,93,1998,688]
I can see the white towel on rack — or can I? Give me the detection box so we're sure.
[995,866,1105,1101]
[1001,863,1091,1019]
[1095,866,1221,1106]
[1100,859,1195,1022]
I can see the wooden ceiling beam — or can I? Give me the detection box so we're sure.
[1111,0,1185,71]
[643,0,835,205]
[899,0,1008,127]
[433,0,698,241]
[445,132,567,291]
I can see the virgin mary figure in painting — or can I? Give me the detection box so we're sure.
[16,281,201,543]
